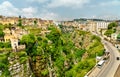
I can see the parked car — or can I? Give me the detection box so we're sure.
[116,57,119,60]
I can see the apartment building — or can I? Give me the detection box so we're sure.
[87,20,96,32]
[96,21,110,35]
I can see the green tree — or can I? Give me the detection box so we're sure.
[34,20,37,26]
[0,30,4,37]
[18,19,22,26]
[46,26,62,46]
[0,25,4,37]
[104,22,117,37]
[108,22,118,29]
[91,35,101,41]
[0,53,10,76]
[104,29,114,37]
[21,34,36,55]
[108,24,113,29]
[117,33,120,41]
[75,49,85,60]
[19,25,105,77]
[18,15,22,26]
[0,42,11,48]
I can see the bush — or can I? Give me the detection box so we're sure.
[0,53,10,76]
[19,57,28,63]
[0,42,11,48]
[18,51,27,57]
[41,69,49,76]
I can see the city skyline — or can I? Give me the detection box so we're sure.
[0,0,120,20]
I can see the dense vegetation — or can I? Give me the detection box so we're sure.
[0,42,11,48]
[20,25,104,77]
[0,22,104,77]
[104,22,118,37]
[117,33,120,41]
[0,25,4,37]
[0,52,10,77]
[0,51,30,77]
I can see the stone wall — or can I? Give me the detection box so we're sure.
[114,64,120,77]
[8,52,33,77]
[30,55,49,77]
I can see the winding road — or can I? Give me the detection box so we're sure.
[88,32,120,77]
[97,40,120,77]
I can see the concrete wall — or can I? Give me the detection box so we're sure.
[114,64,120,77]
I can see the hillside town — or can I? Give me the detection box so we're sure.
[0,15,120,77]
[56,19,120,43]
[0,15,54,51]
[1,0,120,77]
[0,15,120,51]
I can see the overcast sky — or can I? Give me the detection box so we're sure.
[0,0,120,20]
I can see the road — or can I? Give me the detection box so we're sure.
[97,40,120,77]
[88,33,120,77]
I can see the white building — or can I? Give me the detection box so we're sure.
[87,20,96,32]
[10,38,18,50]
[111,33,118,41]
[96,21,111,34]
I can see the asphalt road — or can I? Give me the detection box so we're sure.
[97,40,120,77]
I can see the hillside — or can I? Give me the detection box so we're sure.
[20,25,104,77]
[0,25,104,77]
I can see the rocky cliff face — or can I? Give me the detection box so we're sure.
[30,55,49,77]
[0,51,33,77]
[8,52,32,77]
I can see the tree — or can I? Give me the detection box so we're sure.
[34,20,37,26]
[0,42,11,48]
[18,15,22,26]
[108,24,113,29]
[19,15,21,19]
[19,25,105,77]
[108,22,118,29]
[104,22,118,37]
[0,26,4,37]
[20,34,36,55]
[0,53,10,76]
[0,31,4,37]
[18,19,22,26]
[117,33,120,41]
[91,35,101,41]
[104,29,114,37]
[46,26,62,45]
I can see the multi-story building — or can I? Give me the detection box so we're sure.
[96,21,111,35]
[3,27,27,50]
[0,16,18,25]
[111,25,120,41]
[87,20,96,32]
[111,33,118,41]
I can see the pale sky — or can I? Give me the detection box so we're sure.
[0,0,120,20]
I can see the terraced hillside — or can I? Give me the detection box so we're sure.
[0,25,105,77]
[20,25,104,77]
